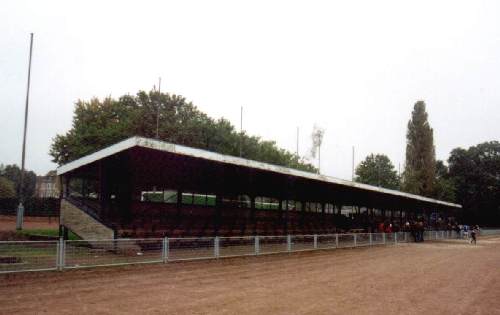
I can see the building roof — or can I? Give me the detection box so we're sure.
[57,136,461,209]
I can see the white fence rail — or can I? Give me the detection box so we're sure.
[1,229,499,274]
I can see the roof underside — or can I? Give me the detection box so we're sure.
[57,136,461,210]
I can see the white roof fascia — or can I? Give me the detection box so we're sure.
[57,136,462,209]
[56,137,137,175]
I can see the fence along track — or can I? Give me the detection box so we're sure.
[1,230,500,274]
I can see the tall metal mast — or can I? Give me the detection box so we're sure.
[17,33,34,230]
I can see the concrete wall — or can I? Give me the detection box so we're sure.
[60,199,114,240]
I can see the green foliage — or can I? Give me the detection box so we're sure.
[432,160,456,202]
[0,164,37,198]
[403,101,436,197]
[50,91,317,173]
[0,177,16,198]
[448,141,500,224]
[354,154,400,189]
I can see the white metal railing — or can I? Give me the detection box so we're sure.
[1,229,499,274]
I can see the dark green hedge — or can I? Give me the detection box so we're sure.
[0,198,60,216]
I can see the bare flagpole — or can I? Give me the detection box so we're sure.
[17,33,34,230]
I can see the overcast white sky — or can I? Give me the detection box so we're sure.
[1,0,499,180]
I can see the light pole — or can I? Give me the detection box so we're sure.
[156,77,161,139]
[17,33,34,230]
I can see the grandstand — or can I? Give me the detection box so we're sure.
[56,136,461,239]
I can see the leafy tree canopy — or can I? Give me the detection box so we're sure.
[432,160,456,202]
[403,101,436,197]
[448,141,500,224]
[50,91,317,173]
[0,176,16,198]
[354,154,400,190]
[0,164,37,198]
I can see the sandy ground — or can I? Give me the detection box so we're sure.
[1,237,500,315]
[0,215,59,232]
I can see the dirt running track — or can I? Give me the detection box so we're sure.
[0,215,58,232]
[1,237,500,315]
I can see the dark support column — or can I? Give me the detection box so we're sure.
[214,194,222,236]
[284,199,289,235]
[278,199,284,235]
[65,176,70,197]
[300,200,306,231]
[98,161,109,217]
[81,177,85,197]
[250,196,256,235]
[63,226,69,240]
[176,189,182,209]
[59,175,65,198]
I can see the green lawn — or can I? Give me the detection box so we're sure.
[16,229,80,240]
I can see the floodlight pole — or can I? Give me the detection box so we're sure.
[17,33,34,230]
[239,106,243,157]
[318,144,321,174]
[296,127,299,156]
[352,146,355,181]
[156,77,161,139]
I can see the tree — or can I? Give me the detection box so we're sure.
[354,154,400,189]
[403,101,436,197]
[433,160,456,202]
[50,90,317,173]
[0,164,37,198]
[0,177,16,198]
[448,141,500,224]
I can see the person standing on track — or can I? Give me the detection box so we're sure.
[470,225,479,245]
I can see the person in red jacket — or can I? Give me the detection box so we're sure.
[378,222,385,233]
[385,223,393,234]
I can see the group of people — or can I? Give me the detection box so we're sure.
[453,224,480,244]
[405,220,426,242]
[365,218,481,245]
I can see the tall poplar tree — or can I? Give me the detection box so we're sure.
[403,101,436,197]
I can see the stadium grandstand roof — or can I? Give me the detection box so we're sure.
[57,136,461,209]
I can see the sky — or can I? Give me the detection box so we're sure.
[1,0,499,180]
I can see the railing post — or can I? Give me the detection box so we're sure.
[287,235,291,252]
[255,236,260,255]
[56,238,60,270]
[405,232,408,242]
[394,233,397,244]
[214,236,220,259]
[369,233,372,246]
[313,234,318,249]
[162,237,169,263]
[335,234,339,248]
[57,237,65,271]
[383,233,386,244]
[353,234,357,247]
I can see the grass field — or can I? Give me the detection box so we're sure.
[1,236,499,315]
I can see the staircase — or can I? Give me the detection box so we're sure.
[60,198,115,240]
